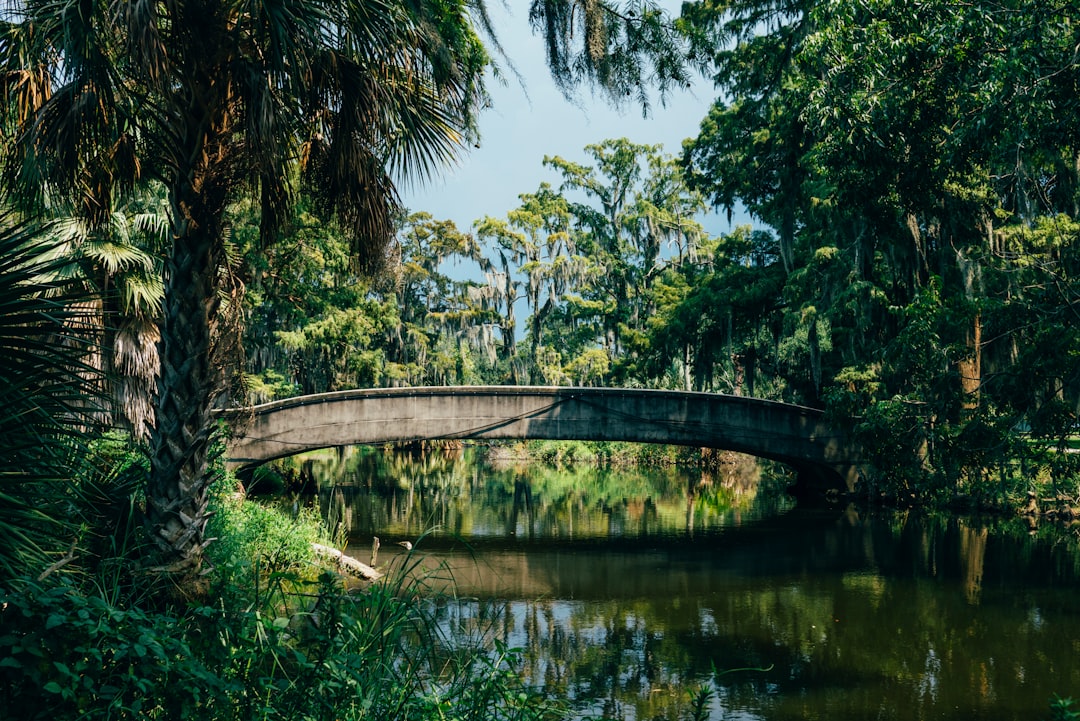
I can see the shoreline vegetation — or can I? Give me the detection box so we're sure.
[0,436,567,721]
[505,439,1080,523]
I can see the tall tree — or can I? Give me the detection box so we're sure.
[475,183,587,380]
[393,212,498,384]
[546,139,707,369]
[680,0,1080,492]
[471,214,525,375]
[46,192,168,439]
[1,0,489,579]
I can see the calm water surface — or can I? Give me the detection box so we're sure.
[285,447,1080,720]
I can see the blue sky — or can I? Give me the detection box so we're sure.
[401,3,749,239]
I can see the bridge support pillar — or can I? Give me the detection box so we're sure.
[789,462,861,503]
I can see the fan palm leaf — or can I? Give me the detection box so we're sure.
[0,216,103,582]
[33,197,165,439]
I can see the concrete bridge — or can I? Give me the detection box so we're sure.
[225,386,859,498]
[224,386,861,496]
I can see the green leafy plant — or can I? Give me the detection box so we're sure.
[1049,696,1079,721]
[0,217,104,583]
[0,580,231,720]
[1,495,565,721]
[684,684,714,721]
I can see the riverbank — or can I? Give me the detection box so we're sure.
[300,447,1080,721]
[0,444,567,721]
[478,438,764,473]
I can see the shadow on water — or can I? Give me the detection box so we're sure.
[272,446,1080,721]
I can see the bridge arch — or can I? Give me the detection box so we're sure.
[224,386,860,495]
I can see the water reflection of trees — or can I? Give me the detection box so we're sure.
[432,511,1080,721]
[289,445,779,542]
[283,449,1080,720]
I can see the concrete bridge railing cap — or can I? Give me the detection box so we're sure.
[227,385,825,418]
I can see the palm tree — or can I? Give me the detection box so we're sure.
[0,0,489,582]
[0,217,101,582]
[45,192,168,440]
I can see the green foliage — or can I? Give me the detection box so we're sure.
[0,487,565,721]
[671,0,1080,503]
[0,580,229,720]
[0,218,105,582]
[0,569,561,721]
[641,226,785,395]
[1049,697,1080,721]
[42,189,168,439]
[520,439,720,470]
[684,685,714,721]
[242,138,716,394]
[205,489,327,604]
[241,208,505,395]
[275,304,399,390]
[245,369,299,405]
[76,433,160,605]
[527,0,694,112]
[236,197,408,397]
[525,440,599,466]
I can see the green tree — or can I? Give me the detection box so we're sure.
[679,0,1080,495]
[392,212,498,385]
[643,227,782,395]
[475,183,590,381]
[545,138,708,377]
[1,0,489,579]
[472,214,526,376]
[236,195,409,397]
[45,192,168,439]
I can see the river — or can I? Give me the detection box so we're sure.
[278,445,1080,721]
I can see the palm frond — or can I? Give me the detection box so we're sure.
[118,271,163,316]
[0,216,106,582]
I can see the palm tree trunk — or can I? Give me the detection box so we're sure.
[146,171,227,578]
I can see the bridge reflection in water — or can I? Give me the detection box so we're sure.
[300,447,1080,721]
[225,386,861,496]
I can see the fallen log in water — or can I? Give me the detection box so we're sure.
[312,543,383,581]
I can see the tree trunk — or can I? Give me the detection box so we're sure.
[682,343,692,391]
[956,248,982,412]
[958,312,982,411]
[808,316,822,400]
[146,161,229,580]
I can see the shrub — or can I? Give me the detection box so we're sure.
[0,580,231,720]
[1049,696,1079,721]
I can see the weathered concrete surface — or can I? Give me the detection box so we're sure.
[223,386,862,494]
